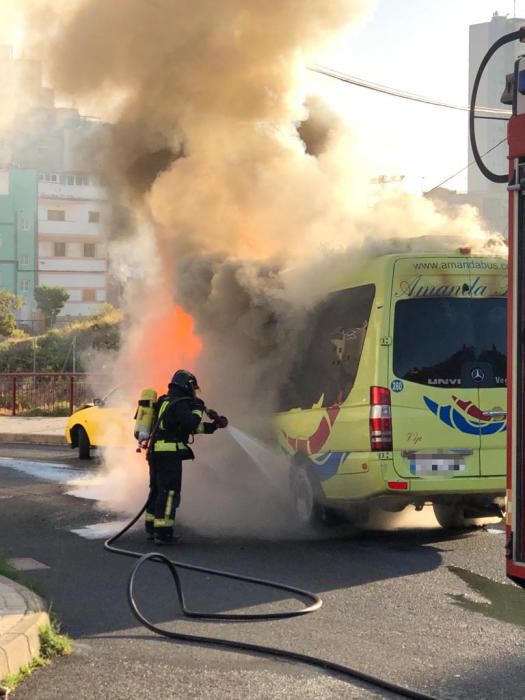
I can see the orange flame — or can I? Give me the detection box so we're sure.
[122,305,202,396]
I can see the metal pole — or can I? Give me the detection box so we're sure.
[72,336,76,373]
[69,375,74,415]
[11,376,16,416]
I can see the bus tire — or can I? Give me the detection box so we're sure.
[290,465,325,527]
[433,502,465,529]
[78,427,91,460]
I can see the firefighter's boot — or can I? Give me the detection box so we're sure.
[145,513,155,541]
[154,528,181,545]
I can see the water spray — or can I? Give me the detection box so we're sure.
[227,424,288,492]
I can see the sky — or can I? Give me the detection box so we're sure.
[308,0,525,192]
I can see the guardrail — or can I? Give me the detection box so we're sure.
[0,373,112,416]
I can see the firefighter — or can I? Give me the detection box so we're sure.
[145,369,228,545]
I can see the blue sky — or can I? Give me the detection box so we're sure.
[308,0,525,192]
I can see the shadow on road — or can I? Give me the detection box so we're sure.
[448,565,525,628]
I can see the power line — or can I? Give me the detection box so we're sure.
[424,137,507,195]
[308,65,509,194]
[309,65,511,117]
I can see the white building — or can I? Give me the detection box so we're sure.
[38,172,109,317]
[0,45,114,323]
[468,12,525,233]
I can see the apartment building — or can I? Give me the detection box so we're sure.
[38,172,109,316]
[0,169,38,322]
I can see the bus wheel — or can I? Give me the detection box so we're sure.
[433,502,465,529]
[290,466,324,527]
[78,427,91,460]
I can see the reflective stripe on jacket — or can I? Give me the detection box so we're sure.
[153,440,188,452]
[152,397,203,453]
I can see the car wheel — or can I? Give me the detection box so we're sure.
[433,502,465,529]
[78,427,91,460]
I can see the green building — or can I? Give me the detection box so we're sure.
[0,169,38,322]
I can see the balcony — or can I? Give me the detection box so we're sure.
[38,220,105,237]
[38,182,108,202]
[38,258,107,272]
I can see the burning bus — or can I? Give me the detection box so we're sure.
[275,248,507,529]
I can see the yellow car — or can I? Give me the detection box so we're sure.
[66,387,133,459]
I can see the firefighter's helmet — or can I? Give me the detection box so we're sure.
[169,369,199,396]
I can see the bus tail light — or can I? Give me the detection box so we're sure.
[370,386,392,451]
[387,481,408,490]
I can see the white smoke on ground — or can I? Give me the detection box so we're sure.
[11,0,508,536]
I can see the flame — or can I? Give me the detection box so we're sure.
[120,304,202,396]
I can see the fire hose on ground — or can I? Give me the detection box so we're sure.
[105,500,442,700]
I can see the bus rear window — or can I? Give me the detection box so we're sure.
[281,284,375,410]
[393,297,506,388]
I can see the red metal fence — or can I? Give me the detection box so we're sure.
[0,373,113,416]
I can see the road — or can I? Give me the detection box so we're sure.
[0,444,524,700]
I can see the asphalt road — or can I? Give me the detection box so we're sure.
[0,445,524,700]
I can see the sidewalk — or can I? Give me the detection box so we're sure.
[0,417,67,446]
[0,575,49,686]
[0,419,59,688]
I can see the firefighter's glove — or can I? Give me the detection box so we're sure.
[214,415,228,429]
[206,408,219,421]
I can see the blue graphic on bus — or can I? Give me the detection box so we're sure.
[423,396,506,436]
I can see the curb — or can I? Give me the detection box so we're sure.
[0,434,67,447]
[0,576,49,684]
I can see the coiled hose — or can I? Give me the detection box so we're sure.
[105,501,441,700]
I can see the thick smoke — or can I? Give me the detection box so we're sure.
[15,1,508,536]
[298,95,342,157]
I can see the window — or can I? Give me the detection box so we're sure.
[20,279,30,292]
[88,211,100,223]
[393,297,507,389]
[67,175,74,186]
[281,284,375,410]
[83,289,96,302]
[48,210,65,221]
[19,216,29,231]
[59,174,67,185]
[54,242,66,257]
[19,254,29,265]
[75,174,88,186]
[83,243,96,258]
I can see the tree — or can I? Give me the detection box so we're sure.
[0,289,21,337]
[34,286,70,328]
